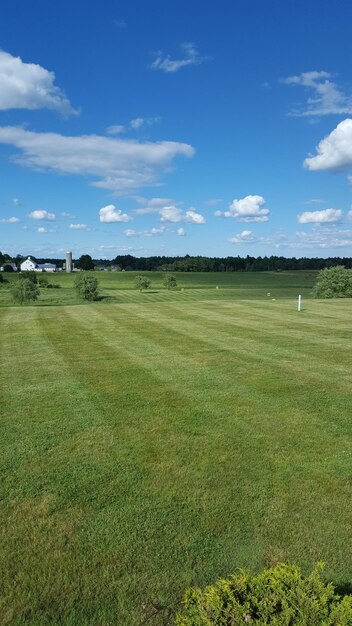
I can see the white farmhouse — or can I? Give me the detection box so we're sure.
[20,257,40,271]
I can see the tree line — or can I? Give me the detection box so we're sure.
[2,251,352,273]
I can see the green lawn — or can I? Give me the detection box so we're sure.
[0,275,351,624]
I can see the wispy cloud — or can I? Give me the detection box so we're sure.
[215,195,270,222]
[282,71,352,117]
[150,42,207,73]
[0,216,19,223]
[69,223,90,231]
[0,50,77,115]
[124,226,166,237]
[0,126,195,194]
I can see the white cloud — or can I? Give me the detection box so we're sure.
[298,208,342,224]
[0,216,19,223]
[177,227,186,236]
[37,227,46,233]
[304,119,352,172]
[130,118,144,129]
[0,50,76,115]
[12,197,20,206]
[294,227,352,249]
[124,226,166,237]
[216,195,270,222]
[28,209,56,220]
[150,42,206,73]
[304,198,325,205]
[184,209,205,224]
[69,223,90,230]
[159,205,183,222]
[99,204,132,223]
[228,230,255,244]
[61,211,75,219]
[282,71,352,117]
[0,126,195,194]
[107,124,125,135]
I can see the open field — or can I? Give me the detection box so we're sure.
[0,269,317,306]
[1,274,351,624]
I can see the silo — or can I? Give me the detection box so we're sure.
[66,251,72,273]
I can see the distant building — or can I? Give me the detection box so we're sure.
[0,262,17,272]
[20,256,57,272]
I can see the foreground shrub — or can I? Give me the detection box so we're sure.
[11,278,40,305]
[74,273,99,301]
[175,563,352,625]
[313,265,352,298]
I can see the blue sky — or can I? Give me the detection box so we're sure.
[1,0,352,258]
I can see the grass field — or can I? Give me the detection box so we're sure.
[0,272,351,624]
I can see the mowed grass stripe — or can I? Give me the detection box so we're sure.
[1,300,351,624]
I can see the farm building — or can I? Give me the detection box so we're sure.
[0,262,17,272]
[20,257,57,272]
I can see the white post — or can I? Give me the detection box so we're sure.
[298,294,302,312]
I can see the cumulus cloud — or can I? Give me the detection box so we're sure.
[282,71,352,117]
[297,208,342,224]
[150,42,207,73]
[0,50,76,115]
[99,204,132,223]
[228,230,255,244]
[177,227,186,236]
[304,119,352,172]
[130,117,144,129]
[0,126,195,194]
[0,216,19,223]
[69,223,90,230]
[37,227,46,233]
[28,209,56,220]
[184,209,205,224]
[216,195,270,222]
[158,204,205,224]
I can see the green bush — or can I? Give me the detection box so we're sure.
[11,278,40,305]
[135,274,151,291]
[74,273,99,301]
[163,274,177,289]
[175,563,352,625]
[313,266,352,298]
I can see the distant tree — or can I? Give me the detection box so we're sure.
[3,263,15,272]
[135,275,151,292]
[74,274,99,301]
[11,278,39,304]
[163,274,177,289]
[75,254,95,271]
[313,265,352,298]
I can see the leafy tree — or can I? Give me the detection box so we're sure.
[163,274,177,289]
[135,275,151,292]
[11,278,39,304]
[3,263,15,272]
[74,273,99,301]
[75,254,94,271]
[313,265,352,298]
